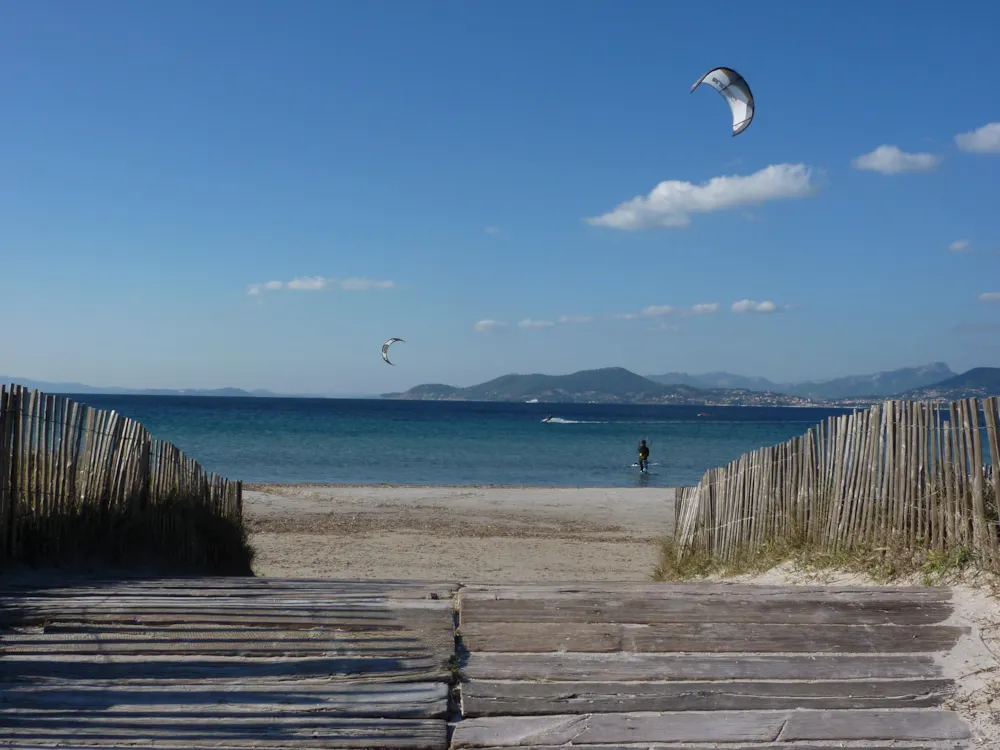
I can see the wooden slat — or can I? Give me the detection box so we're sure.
[459,678,956,715]
[449,710,970,746]
[782,708,972,741]
[451,711,780,746]
[457,582,952,599]
[461,652,940,681]
[444,747,954,750]
[459,596,953,625]
[0,654,450,682]
[0,607,454,631]
[0,680,448,718]
[0,716,447,749]
[458,621,967,653]
[3,596,455,610]
[0,633,445,658]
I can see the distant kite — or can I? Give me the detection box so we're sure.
[690,67,755,137]
[381,337,405,366]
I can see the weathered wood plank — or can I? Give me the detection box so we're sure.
[461,652,941,681]
[442,746,956,750]
[458,596,953,625]
[2,629,437,643]
[458,582,952,600]
[3,597,456,611]
[0,580,458,598]
[0,680,447,718]
[459,679,956,715]
[0,629,449,658]
[0,655,450,682]
[450,711,786,745]
[449,710,970,747]
[782,709,971,740]
[0,716,447,749]
[460,623,622,652]
[0,609,454,631]
[0,746,958,750]
[458,622,967,653]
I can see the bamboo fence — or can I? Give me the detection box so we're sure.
[674,397,1000,569]
[0,384,243,566]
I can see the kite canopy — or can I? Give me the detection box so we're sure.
[690,67,755,137]
[381,337,404,366]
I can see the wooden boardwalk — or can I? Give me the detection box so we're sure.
[0,578,978,748]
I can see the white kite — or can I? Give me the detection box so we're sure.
[690,67,755,137]
[381,337,405,366]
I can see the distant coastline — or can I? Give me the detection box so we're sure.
[380,364,1000,408]
[6,361,999,408]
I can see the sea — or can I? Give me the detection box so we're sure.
[62,395,854,488]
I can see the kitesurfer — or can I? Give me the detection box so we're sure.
[638,439,650,473]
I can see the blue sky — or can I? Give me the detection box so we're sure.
[2,1,998,395]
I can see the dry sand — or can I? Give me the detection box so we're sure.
[244,484,677,581]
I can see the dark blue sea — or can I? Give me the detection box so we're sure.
[60,396,853,488]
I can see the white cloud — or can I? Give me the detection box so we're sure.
[585,163,818,230]
[517,318,555,329]
[641,305,675,318]
[609,302,721,320]
[691,302,719,315]
[557,315,594,324]
[285,276,329,291]
[851,145,941,174]
[948,239,971,252]
[474,319,508,332]
[485,226,501,235]
[955,122,1000,154]
[246,276,394,295]
[732,299,779,314]
[978,293,1000,303]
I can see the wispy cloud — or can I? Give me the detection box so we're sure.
[485,226,501,235]
[247,276,394,295]
[641,305,675,318]
[948,239,971,253]
[851,145,941,174]
[473,319,508,332]
[585,163,818,230]
[955,122,1000,155]
[732,299,781,313]
[557,314,594,324]
[978,293,1000,303]
[517,318,556,330]
[612,302,720,320]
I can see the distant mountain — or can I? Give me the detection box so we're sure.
[0,376,284,398]
[895,368,1000,402]
[381,367,812,406]
[648,362,956,401]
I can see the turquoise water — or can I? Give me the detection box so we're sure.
[64,396,853,487]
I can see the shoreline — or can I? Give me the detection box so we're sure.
[244,484,678,581]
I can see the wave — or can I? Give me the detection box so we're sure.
[541,417,606,424]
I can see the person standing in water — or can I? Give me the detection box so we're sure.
[637,439,650,473]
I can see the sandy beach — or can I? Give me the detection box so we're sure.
[244,484,677,581]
